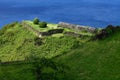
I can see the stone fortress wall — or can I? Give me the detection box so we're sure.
[58,22,97,33]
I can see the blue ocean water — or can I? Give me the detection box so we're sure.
[0,0,120,28]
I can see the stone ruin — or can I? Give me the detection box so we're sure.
[22,21,64,37]
[64,32,90,38]
[58,22,97,33]
[39,29,64,36]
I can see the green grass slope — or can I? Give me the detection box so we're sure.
[0,22,120,80]
[0,22,36,61]
[0,63,35,80]
[1,32,120,80]
[0,22,80,62]
[56,32,120,80]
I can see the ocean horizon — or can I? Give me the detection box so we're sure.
[0,0,120,28]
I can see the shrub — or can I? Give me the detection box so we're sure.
[93,25,120,40]
[34,37,43,46]
[39,22,47,28]
[106,25,114,34]
[33,18,40,24]
[30,57,68,80]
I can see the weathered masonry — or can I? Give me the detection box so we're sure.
[22,22,64,37]
[58,22,97,33]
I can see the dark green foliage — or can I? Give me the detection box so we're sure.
[30,57,67,80]
[94,25,120,40]
[56,31,120,80]
[39,22,47,28]
[106,25,114,34]
[0,38,7,45]
[33,18,40,24]
[71,40,80,49]
[34,37,43,46]
[0,64,35,80]
[106,25,120,33]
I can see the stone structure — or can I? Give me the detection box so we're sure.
[64,32,89,38]
[22,22,64,37]
[48,29,64,34]
[58,22,97,33]
[39,29,64,36]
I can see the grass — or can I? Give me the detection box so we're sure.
[23,21,61,32]
[0,64,35,80]
[0,22,36,62]
[55,32,120,80]
[0,22,80,62]
[51,33,64,37]
[1,32,120,80]
[1,21,120,80]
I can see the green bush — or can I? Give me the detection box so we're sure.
[33,18,40,24]
[34,37,43,46]
[93,25,120,40]
[39,22,47,28]
[30,57,67,80]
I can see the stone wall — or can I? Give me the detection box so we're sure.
[40,29,64,36]
[22,22,64,37]
[64,32,89,38]
[58,22,97,33]
[48,29,64,34]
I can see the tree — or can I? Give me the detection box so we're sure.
[93,25,120,40]
[33,18,40,24]
[39,22,47,28]
[30,57,67,80]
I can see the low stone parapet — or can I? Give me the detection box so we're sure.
[58,22,97,33]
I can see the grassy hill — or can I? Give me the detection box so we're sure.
[55,31,120,80]
[0,20,120,80]
[0,63,35,80]
[0,21,81,62]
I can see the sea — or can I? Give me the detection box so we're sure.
[0,0,120,28]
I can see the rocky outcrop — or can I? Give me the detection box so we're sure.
[58,22,97,33]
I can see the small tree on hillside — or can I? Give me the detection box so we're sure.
[39,22,47,28]
[29,57,68,80]
[33,18,40,24]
